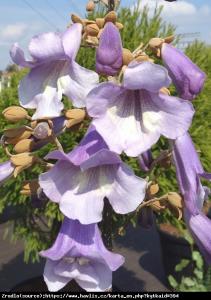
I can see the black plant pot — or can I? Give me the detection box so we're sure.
[11,276,84,292]
[158,225,194,282]
[11,276,119,292]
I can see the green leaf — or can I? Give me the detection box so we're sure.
[183,277,195,287]
[192,251,204,269]
[175,259,190,272]
[194,269,203,280]
[168,275,178,288]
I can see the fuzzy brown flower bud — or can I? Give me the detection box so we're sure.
[71,14,84,25]
[86,0,95,12]
[85,24,99,37]
[2,106,28,122]
[14,139,35,154]
[122,48,133,66]
[96,18,105,29]
[104,11,117,24]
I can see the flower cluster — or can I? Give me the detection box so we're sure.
[0,0,210,292]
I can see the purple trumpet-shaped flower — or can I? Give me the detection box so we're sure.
[10,24,99,120]
[0,161,14,186]
[138,150,153,172]
[86,61,194,157]
[185,210,211,265]
[39,126,147,224]
[172,133,211,264]
[161,43,206,101]
[96,22,122,76]
[40,218,124,292]
[172,133,211,214]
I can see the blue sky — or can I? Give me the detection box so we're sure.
[0,0,211,70]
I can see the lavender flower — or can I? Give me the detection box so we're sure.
[96,22,122,76]
[161,43,206,101]
[172,133,211,264]
[138,150,153,172]
[0,161,14,186]
[185,210,211,265]
[172,133,211,214]
[40,218,124,292]
[86,61,194,157]
[39,126,147,224]
[10,24,99,120]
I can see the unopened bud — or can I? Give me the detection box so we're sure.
[104,11,117,23]
[150,200,166,212]
[85,35,99,46]
[65,109,86,129]
[14,139,34,154]
[11,153,37,177]
[167,192,183,208]
[115,22,124,30]
[135,54,150,62]
[122,48,133,66]
[2,106,28,122]
[71,14,84,25]
[149,38,164,49]
[65,109,86,120]
[164,35,174,44]
[21,180,39,196]
[85,24,99,37]
[4,126,33,145]
[33,122,51,140]
[160,87,171,95]
[86,0,95,12]
[147,183,159,198]
[96,18,105,29]
[83,19,96,25]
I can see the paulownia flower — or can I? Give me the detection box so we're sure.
[161,43,206,101]
[96,22,122,76]
[10,24,99,120]
[40,218,124,292]
[86,61,194,157]
[172,133,211,264]
[0,161,14,186]
[138,150,153,172]
[39,126,147,224]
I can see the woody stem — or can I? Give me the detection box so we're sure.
[108,0,115,11]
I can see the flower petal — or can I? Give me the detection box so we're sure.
[40,219,96,261]
[59,168,107,224]
[80,149,121,171]
[142,91,195,140]
[58,61,99,108]
[28,31,65,62]
[19,61,64,119]
[10,43,35,68]
[162,43,206,100]
[62,23,83,60]
[39,160,79,204]
[123,61,171,92]
[185,209,211,265]
[138,150,153,172]
[0,161,14,186]
[76,262,112,292]
[172,133,206,213]
[43,260,70,292]
[96,22,122,76]
[87,84,160,156]
[107,164,146,214]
